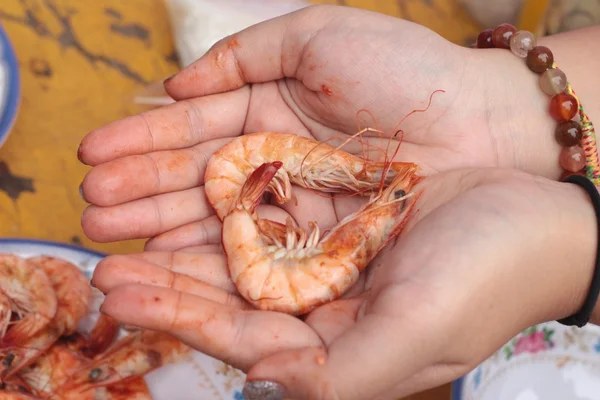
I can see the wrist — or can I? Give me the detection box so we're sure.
[465,47,560,178]
[464,25,600,181]
[548,181,600,326]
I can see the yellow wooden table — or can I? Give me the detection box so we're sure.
[0,0,488,399]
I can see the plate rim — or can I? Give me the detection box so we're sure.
[451,377,464,400]
[0,237,106,258]
[0,22,21,148]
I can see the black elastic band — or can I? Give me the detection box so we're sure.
[557,174,600,328]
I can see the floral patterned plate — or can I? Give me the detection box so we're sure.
[0,238,247,400]
[0,23,20,148]
[452,321,600,400]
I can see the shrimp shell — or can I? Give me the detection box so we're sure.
[64,314,120,359]
[0,254,58,348]
[97,377,151,400]
[204,132,419,220]
[28,256,91,335]
[0,390,36,399]
[222,161,421,315]
[18,342,89,398]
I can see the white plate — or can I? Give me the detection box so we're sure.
[0,23,20,148]
[453,321,600,400]
[0,238,247,400]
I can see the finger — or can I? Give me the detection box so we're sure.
[78,87,250,166]
[164,6,337,99]
[144,203,294,252]
[101,284,323,371]
[378,363,466,400]
[304,297,364,346]
[92,252,236,293]
[178,245,224,254]
[144,216,222,252]
[81,187,210,242]
[243,311,440,400]
[81,138,231,207]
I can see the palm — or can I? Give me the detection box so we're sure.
[82,4,503,369]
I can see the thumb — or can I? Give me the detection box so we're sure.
[241,313,439,400]
[163,5,338,100]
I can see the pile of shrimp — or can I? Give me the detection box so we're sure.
[204,102,439,315]
[0,254,191,400]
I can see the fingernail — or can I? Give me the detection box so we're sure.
[243,380,285,400]
[163,73,177,85]
[79,183,88,203]
[77,143,84,163]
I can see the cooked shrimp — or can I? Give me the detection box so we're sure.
[60,330,190,392]
[0,291,10,339]
[0,257,91,380]
[0,254,58,347]
[63,314,120,359]
[204,132,419,219]
[0,375,33,396]
[18,342,89,398]
[98,377,151,400]
[0,390,36,399]
[222,161,421,315]
[27,256,91,335]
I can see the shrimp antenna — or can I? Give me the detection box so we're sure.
[377,89,446,191]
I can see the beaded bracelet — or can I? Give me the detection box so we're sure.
[474,23,600,186]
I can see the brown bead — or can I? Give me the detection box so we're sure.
[549,93,579,121]
[492,23,517,49]
[526,46,554,73]
[539,68,567,96]
[509,30,536,58]
[476,29,494,48]
[555,120,583,146]
[559,145,586,172]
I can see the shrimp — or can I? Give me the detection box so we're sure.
[0,257,91,380]
[0,390,36,399]
[27,257,91,336]
[60,330,190,393]
[0,254,58,348]
[221,161,421,315]
[0,375,33,395]
[97,377,151,400]
[0,292,10,339]
[63,314,120,359]
[204,132,420,220]
[17,342,90,399]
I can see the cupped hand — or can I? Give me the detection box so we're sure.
[78,4,557,249]
[91,167,596,400]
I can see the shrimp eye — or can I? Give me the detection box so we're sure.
[2,353,15,367]
[89,368,102,381]
[394,190,406,199]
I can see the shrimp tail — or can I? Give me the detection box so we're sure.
[236,161,284,214]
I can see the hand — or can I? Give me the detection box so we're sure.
[78,4,560,248]
[91,167,598,400]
